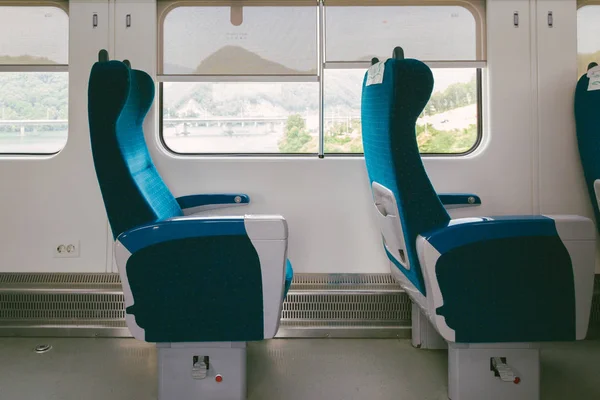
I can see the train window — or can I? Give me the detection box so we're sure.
[322,3,483,155]
[323,68,480,154]
[160,3,318,155]
[162,6,317,75]
[577,5,600,77]
[325,6,477,63]
[159,2,484,156]
[0,5,68,155]
[162,81,319,154]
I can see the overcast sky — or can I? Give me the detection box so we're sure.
[0,7,68,63]
[163,5,478,72]
[1,4,599,93]
[578,6,600,54]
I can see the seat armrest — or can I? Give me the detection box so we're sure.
[438,193,481,209]
[176,194,250,215]
[117,216,250,254]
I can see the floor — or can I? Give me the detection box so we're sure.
[0,338,598,400]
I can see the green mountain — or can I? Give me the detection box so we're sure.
[195,45,316,75]
[0,72,68,127]
[0,55,58,65]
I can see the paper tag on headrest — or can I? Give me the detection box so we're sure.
[366,62,385,86]
[588,65,600,91]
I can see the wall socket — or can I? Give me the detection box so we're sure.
[54,241,80,258]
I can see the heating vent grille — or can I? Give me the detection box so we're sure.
[0,273,598,338]
[0,293,125,320]
[282,293,410,321]
[0,273,121,290]
[290,273,400,290]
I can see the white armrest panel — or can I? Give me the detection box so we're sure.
[244,215,289,339]
[546,215,596,339]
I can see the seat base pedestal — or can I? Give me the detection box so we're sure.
[448,342,540,400]
[411,302,447,350]
[157,341,247,400]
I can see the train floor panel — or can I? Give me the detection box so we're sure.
[0,338,598,399]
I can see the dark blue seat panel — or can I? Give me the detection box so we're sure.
[119,218,263,342]
[361,58,451,295]
[421,216,575,343]
[117,216,291,343]
[575,68,600,232]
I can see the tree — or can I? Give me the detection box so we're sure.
[0,72,68,134]
[417,123,477,154]
[278,114,312,153]
[423,78,477,116]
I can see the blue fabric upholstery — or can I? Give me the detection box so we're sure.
[361,59,450,294]
[575,72,600,231]
[88,60,293,342]
[425,216,575,343]
[285,259,293,298]
[361,59,578,343]
[88,61,182,239]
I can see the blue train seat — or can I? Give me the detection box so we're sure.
[576,63,600,232]
[361,52,596,400]
[88,52,292,400]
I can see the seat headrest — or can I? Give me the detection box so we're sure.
[363,58,434,125]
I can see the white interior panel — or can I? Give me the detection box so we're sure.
[536,0,600,272]
[0,0,110,272]
[0,0,596,275]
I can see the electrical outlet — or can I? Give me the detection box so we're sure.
[54,241,80,258]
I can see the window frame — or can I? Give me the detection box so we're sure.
[157,0,485,158]
[0,1,69,156]
[578,0,600,7]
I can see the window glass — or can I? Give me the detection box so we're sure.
[0,6,69,155]
[577,5,600,76]
[325,6,477,62]
[160,4,482,155]
[323,68,479,154]
[163,6,318,75]
[0,7,68,65]
[0,72,68,154]
[162,82,319,154]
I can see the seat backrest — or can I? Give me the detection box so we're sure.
[575,64,600,232]
[88,59,182,239]
[361,57,450,295]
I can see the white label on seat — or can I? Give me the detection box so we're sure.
[588,65,600,91]
[366,62,385,86]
